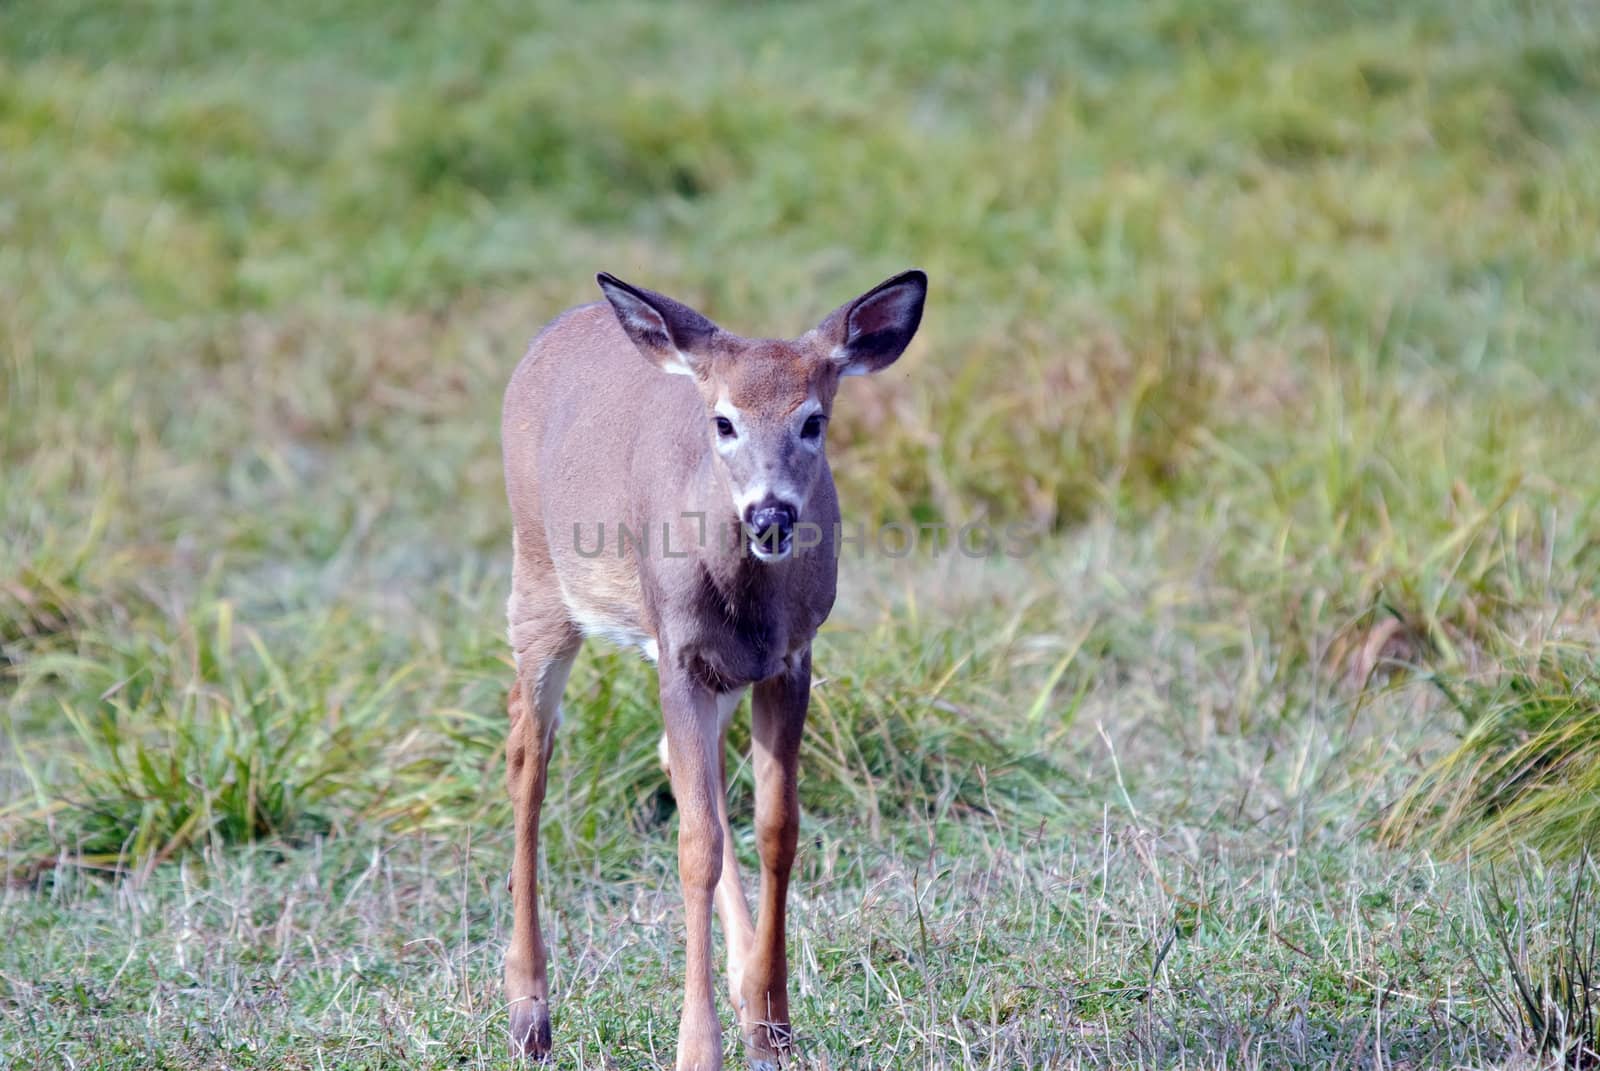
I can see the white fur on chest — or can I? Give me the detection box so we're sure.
[564,591,659,662]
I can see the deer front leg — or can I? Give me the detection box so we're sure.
[658,692,758,1020]
[739,650,810,1068]
[661,665,727,1071]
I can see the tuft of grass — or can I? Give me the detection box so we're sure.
[1474,857,1600,1068]
[1384,649,1600,858]
[6,600,414,876]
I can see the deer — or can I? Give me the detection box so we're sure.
[499,268,927,1069]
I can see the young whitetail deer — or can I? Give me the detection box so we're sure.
[499,268,927,1069]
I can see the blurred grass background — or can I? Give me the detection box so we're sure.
[3,0,1600,1067]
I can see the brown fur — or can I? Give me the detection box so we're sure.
[499,269,926,1069]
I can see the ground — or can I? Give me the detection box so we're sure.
[3,1,1599,1067]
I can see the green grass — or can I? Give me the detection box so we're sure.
[4,0,1600,1067]
[1384,649,1600,859]
[1472,856,1600,1067]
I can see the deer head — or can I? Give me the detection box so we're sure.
[596,269,927,559]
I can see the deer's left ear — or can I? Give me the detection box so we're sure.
[813,269,927,376]
[596,272,721,378]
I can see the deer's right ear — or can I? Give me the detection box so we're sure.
[814,269,928,377]
[596,272,719,377]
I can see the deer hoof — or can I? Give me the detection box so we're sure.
[508,1001,552,1061]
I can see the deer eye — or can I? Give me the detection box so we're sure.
[800,414,825,440]
[714,416,737,439]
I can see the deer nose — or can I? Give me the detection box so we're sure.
[744,500,797,545]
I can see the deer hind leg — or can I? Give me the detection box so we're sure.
[505,601,581,1061]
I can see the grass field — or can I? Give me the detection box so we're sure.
[4,0,1600,1067]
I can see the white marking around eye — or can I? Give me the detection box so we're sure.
[713,400,743,455]
[796,402,826,452]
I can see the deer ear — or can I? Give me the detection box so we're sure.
[596,272,720,377]
[815,269,927,376]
